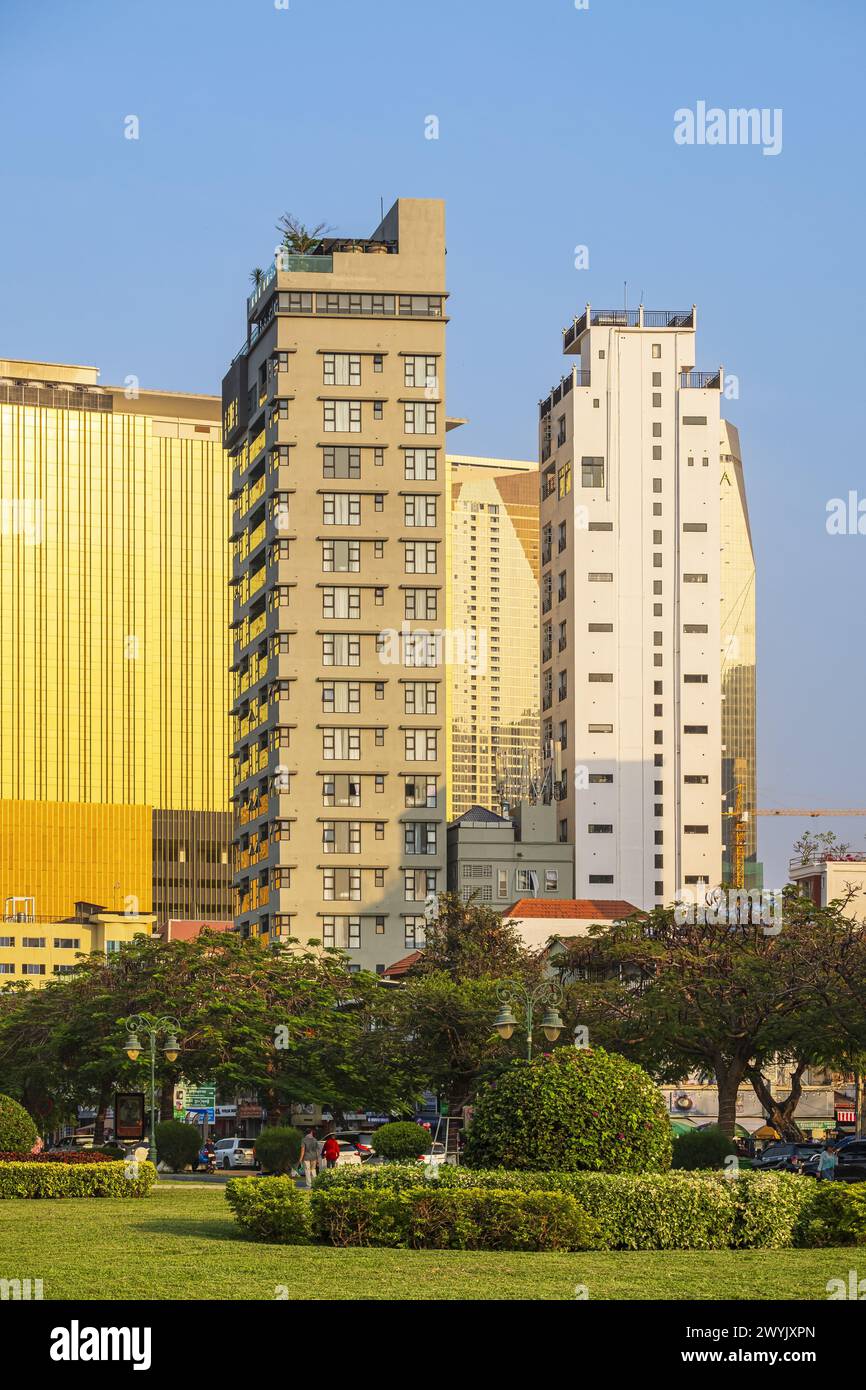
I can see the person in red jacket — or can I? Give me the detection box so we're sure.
[321,1134,341,1169]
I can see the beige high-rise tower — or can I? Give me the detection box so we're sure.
[223,200,448,972]
[446,455,540,819]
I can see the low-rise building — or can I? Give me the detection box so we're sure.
[788,855,866,915]
[447,802,574,911]
[0,898,156,986]
[506,898,639,952]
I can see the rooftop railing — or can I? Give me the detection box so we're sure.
[564,305,695,349]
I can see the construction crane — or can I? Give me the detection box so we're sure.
[725,798,866,889]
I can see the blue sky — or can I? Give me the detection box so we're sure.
[1,0,864,888]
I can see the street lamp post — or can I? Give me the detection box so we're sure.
[122,1014,181,1157]
[493,979,564,1060]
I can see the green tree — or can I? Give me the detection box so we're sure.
[554,893,860,1138]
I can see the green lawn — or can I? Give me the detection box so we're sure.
[0,1185,853,1300]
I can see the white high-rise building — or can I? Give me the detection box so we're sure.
[538,305,726,909]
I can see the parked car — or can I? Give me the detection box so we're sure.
[835,1140,866,1182]
[47,1134,95,1152]
[417,1141,448,1168]
[754,1142,821,1172]
[214,1137,258,1170]
[332,1130,376,1161]
[328,1140,362,1167]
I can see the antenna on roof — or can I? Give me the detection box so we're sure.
[623,281,627,310]
[380,196,384,221]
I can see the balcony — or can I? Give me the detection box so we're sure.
[564,305,696,352]
[539,367,591,418]
[680,370,722,390]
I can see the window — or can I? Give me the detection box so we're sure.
[684,674,708,684]
[588,824,613,834]
[581,456,604,488]
[322,586,360,620]
[323,915,361,948]
[557,460,571,497]
[684,775,709,784]
[588,571,613,582]
[22,964,45,976]
[22,936,45,948]
[683,623,708,634]
[323,774,361,806]
[316,291,396,317]
[589,622,613,632]
[404,916,427,949]
[684,725,708,734]
[322,633,360,666]
[323,493,360,526]
[588,521,613,532]
[322,353,361,386]
[544,868,558,891]
[0,963,14,974]
[323,727,361,760]
[404,495,437,527]
[404,401,437,434]
[322,539,360,573]
[404,355,438,389]
[589,874,614,885]
[399,295,443,317]
[0,936,14,947]
[405,729,438,761]
[404,681,437,714]
[403,776,437,811]
[405,868,437,900]
[404,822,437,855]
[652,343,661,358]
[404,588,438,621]
[589,773,614,784]
[323,400,361,432]
[588,672,613,683]
[322,821,361,854]
[404,541,437,574]
[683,415,708,425]
[53,938,80,950]
[323,869,361,901]
[684,825,709,834]
[683,522,707,533]
[404,448,437,481]
[683,573,708,584]
[588,723,613,733]
[322,681,360,714]
[323,446,361,479]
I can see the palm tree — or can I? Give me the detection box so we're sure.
[249,267,265,289]
[275,213,333,255]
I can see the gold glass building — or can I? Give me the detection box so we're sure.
[0,359,233,924]
[720,419,759,884]
[446,455,540,820]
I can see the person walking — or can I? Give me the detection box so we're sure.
[301,1129,320,1188]
[817,1144,838,1181]
[321,1133,341,1169]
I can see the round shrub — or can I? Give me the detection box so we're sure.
[226,1176,312,1243]
[0,1096,38,1153]
[154,1119,201,1172]
[671,1126,738,1171]
[255,1126,302,1175]
[463,1047,671,1173]
[370,1122,432,1162]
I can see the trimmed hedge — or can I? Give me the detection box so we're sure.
[464,1048,671,1173]
[794,1182,866,1248]
[155,1120,201,1173]
[0,1150,123,1165]
[671,1126,738,1171]
[224,1179,597,1250]
[314,1164,814,1250]
[0,1160,156,1198]
[226,1176,312,1243]
[0,1096,38,1152]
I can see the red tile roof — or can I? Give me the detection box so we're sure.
[504,898,640,920]
[382,950,423,978]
